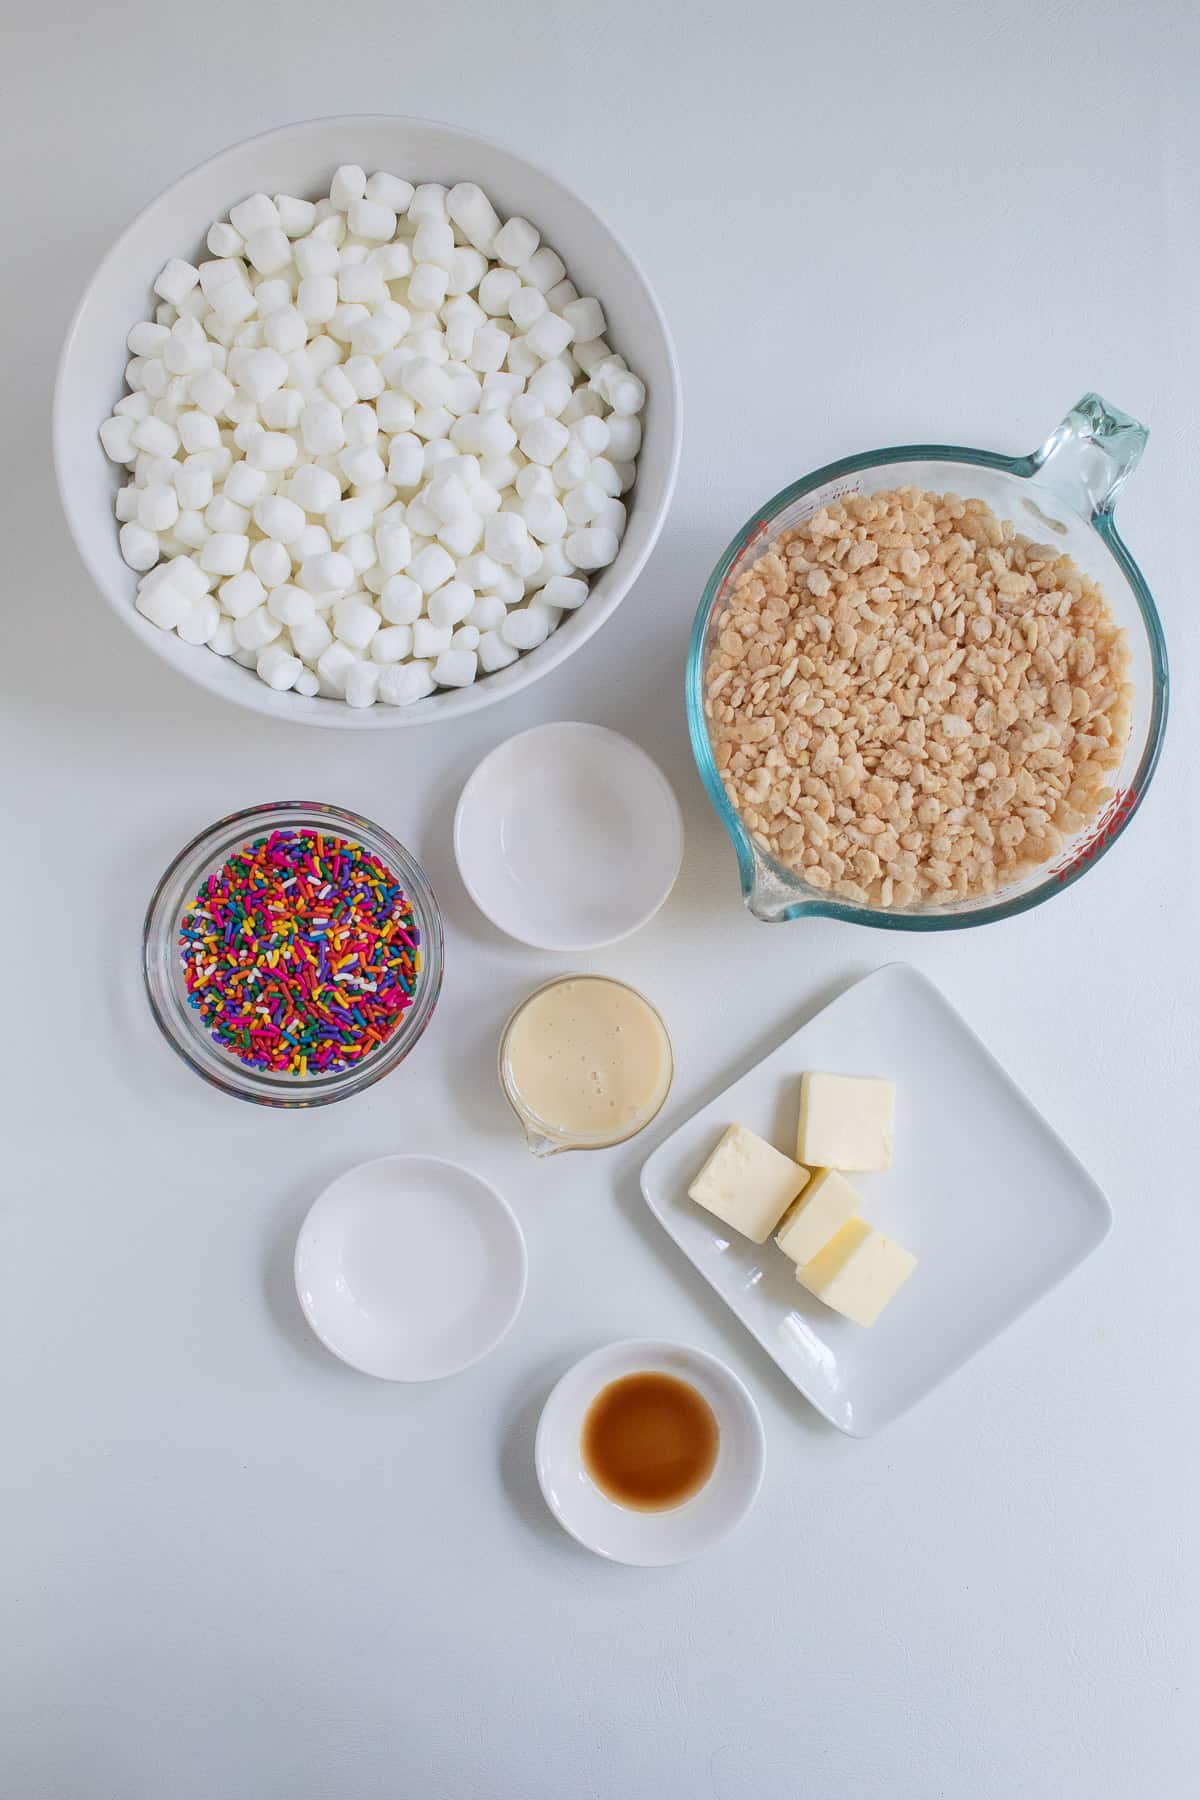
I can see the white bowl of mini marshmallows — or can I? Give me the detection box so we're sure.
[54,116,680,727]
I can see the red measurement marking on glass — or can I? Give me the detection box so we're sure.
[1054,787,1137,883]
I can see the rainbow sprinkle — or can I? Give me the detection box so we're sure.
[178,829,420,1076]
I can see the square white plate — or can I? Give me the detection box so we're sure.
[640,964,1111,1435]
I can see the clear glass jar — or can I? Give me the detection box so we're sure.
[143,801,444,1106]
[687,395,1169,928]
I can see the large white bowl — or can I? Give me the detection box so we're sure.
[54,115,681,729]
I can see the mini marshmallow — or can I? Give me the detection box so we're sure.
[267,584,315,626]
[343,402,379,448]
[299,550,354,595]
[592,497,627,536]
[436,513,484,557]
[223,463,269,508]
[262,305,307,355]
[153,259,200,306]
[291,615,333,662]
[538,574,589,610]
[407,542,455,594]
[99,415,136,463]
[565,526,619,570]
[413,405,453,442]
[343,355,385,400]
[564,480,606,524]
[379,575,423,624]
[467,326,509,375]
[366,171,415,212]
[329,165,367,211]
[519,417,569,466]
[505,339,540,379]
[343,531,377,575]
[115,484,139,522]
[295,236,339,278]
[408,183,448,221]
[447,182,502,253]
[376,524,414,576]
[372,240,413,280]
[447,247,488,298]
[297,276,339,325]
[317,640,359,694]
[327,496,373,542]
[275,194,317,238]
[458,552,504,591]
[229,193,279,238]
[501,603,556,651]
[412,619,452,658]
[256,643,303,689]
[300,400,345,455]
[605,369,646,416]
[329,302,369,345]
[287,463,341,513]
[254,494,307,543]
[209,617,238,656]
[348,197,397,242]
[477,268,521,316]
[135,569,195,627]
[518,246,566,293]
[293,667,320,696]
[247,431,298,471]
[234,604,282,651]
[427,473,473,524]
[207,221,243,257]
[494,216,539,268]
[334,598,381,650]
[412,216,455,271]
[379,661,435,706]
[524,311,574,361]
[137,483,180,533]
[605,414,642,460]
[478,628,519,672]
[377,391,416,434]
[551,444,592,489]
[467,593,507,632]
[427,580,473,628]
[339,445,387,487]
[484,511,529,565]
[408,263,449,312]
[132,414,181,458]
[387,434,425,487]
[370,623,414,663]
[515,463,554,499]
[522,493,568,544]
[121,523,160,572]
[189,369,235,417]
[295,523,332,559]
[245,228,292,276]
[218,569,268,618]
[260,388,305,430]
[450,624,481,651]
[200,532,250,575]
[432,649,478,687]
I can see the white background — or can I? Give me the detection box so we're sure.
[2,0,1197,1794]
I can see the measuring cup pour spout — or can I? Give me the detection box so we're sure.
[522,1122,563,1158]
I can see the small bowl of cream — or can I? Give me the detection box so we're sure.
[499,975,673,1155]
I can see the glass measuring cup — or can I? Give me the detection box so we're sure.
[686,394,1168,928]
[499,975,674,1156]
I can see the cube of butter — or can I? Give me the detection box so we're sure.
[797,1071,895,1172]
[775,1168,861,1267]
[797,1218,917,1326]
[688,1125,810,1243]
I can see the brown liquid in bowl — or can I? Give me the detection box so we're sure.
[581,1371,719,1511]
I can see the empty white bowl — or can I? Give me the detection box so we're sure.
[54,114,681,729]
[454,721,684,949]
[294,1155,527,1380]
[535,1339,766,1564]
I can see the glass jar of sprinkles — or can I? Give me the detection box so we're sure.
[143,802,443,1106]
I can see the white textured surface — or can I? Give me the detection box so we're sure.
[2,0,1197,1795]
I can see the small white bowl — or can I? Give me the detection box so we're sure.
[53,114,680,729]
[454,722,684,950]
[294,1155,527,1380]
[535,1339,765,1565]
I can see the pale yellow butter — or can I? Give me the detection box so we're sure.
[797,1218,917,1326]
[797,1071,895,1172]
[688,1124,810,1243]
[775,1168,861,1266]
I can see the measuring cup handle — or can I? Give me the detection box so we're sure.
[1029,393,1148,519]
